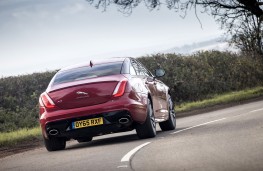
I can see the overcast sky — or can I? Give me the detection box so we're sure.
[0,0,223,77]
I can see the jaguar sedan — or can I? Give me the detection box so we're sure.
[39,57,176,151]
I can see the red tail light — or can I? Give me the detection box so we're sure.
[40,92,56,108]
[113,79,127,97]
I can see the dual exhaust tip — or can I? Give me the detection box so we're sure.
[118,117,131,125]
[49,129,59,136]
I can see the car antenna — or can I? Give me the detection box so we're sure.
[90,60,93,68]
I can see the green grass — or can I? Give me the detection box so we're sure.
[0,127,41,147]
[176,86,263,113]
[1,86,263,148]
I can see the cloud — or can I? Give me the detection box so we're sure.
[61,2,86,14]
[0,0,224,77]
[1,0,83,19]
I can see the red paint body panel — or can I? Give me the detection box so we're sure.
[39,58,171,141]
[48,81,118,109]
[40,91,148,138]
[47,75,124,93]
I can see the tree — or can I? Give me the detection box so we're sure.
[193,0,263,56]
[230,12,262,56]
[86,0,263,18]
[87,0,263,56]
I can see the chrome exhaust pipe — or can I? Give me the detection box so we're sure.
[119,117,130,124]
[49,129,59,136]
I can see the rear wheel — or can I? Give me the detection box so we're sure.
[77,137,93,143]
[159,95,176,131]
[136,98,156,139]
[44,137,66,151]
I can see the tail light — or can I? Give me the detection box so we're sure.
[39,97,45,115]
[113,79,127,97]
[40,92,56,108]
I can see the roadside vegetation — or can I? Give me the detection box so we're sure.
[0,127,41,147]
[176,86,263,113]
[0,71,56,132]
[1,51,263,133]
[139,51,263,103]
[0,51,263,147]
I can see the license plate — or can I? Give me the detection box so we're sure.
[72,117,103,129]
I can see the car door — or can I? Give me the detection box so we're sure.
[154,78,169,115]
[133,59,168,120]
[146,70,169,120]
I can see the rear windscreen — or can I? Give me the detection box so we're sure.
[53,62,123,85]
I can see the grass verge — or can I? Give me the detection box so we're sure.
[176,86,263,113]
[1,86,263,148]
[0,127,41,147]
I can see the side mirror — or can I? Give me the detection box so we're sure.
[155,68,165,77]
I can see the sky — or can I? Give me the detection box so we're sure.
[0,0,224,77]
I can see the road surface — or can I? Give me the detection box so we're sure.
[1,100,263,171]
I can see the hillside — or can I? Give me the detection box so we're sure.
[162,38,238,54]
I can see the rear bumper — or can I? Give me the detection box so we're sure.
[45,110,133,139]
[40,92,148,139]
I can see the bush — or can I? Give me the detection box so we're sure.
[138,51,263,102]
[0,71,56,132]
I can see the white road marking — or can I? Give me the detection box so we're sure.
[121,142,151,162]
[119,117,226,165]
[117,107,261,168]
[170,118,227,135]
[249,108,263,113]
[117,165,128,168]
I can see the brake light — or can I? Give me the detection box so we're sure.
[113,79,127,97]
[40,92,56,108]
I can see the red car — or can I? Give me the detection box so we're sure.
[39,57,176,151]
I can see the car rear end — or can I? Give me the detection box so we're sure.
[39,59,148,150]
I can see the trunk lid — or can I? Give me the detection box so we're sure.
[47,75,124,109]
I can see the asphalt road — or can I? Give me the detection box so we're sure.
[1,100,263,171]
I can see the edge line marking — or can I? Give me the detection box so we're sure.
[170,118,226,135]
[250,108,263,113]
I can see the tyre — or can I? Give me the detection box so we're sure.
[44,137,66,151]
[136,98,156,139]
[159,95,176,131]
[77,137,93,143]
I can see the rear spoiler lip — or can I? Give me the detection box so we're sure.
[46,74,126,93]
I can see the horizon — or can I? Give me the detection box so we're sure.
[0,37,231,78]
[0,0,224,77]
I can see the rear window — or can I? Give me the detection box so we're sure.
[52,62,123,85]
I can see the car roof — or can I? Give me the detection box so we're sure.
[59,57,129,72]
